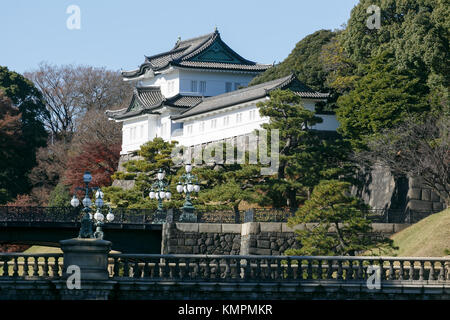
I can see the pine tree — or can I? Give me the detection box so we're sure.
[286,180,394,256]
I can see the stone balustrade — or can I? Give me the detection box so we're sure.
[108,254,450,282]
[0,253,63,278]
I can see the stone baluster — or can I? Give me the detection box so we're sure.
[286,257,293,280]
[409,260,415,280]
[152,258,160,278]
[378,259,385,280]
[135,260,142,279]
[399,261,404,281]
[23,256,29,277]
[214,259,221,280]
[174,258,180,280]
[267,258,273,280]
[143,261,150,278]
[123,259,130,278]
[276,259,282,280]
[388,260,394,280]
[419,260,424,281]
[33,257,39,277]
[181,258,189,280]
[224,258,231,280]
[307,259,313,280]
[2,259,8,277]
[236,258,241,280]
[428,261,435,281]
[244,258,251,280]
[356,260,363,280]
[43,257,49,277]
[439,261,445,281]
[337,260,343,280]
[255,258,261,279]
[12,257,19,277]
[205,258,211,280]
[113,257,119,277]
[347,260,354,280]
[326,259,333,280]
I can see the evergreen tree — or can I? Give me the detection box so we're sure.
[256,90,352,209]
[336,51,429,149]
[0,67,48,202]
[286,180,394,256]
[340,0,449,109]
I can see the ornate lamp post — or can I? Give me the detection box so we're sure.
[176,163,200,222]
[149,168,171,223]
[70,171,114,239]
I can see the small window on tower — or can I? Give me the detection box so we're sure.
[191,80,197,93]
[200,81,206,94]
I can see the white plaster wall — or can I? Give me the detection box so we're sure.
[175,99,339,146]
[178,69,256,97]
[140,69,180,98]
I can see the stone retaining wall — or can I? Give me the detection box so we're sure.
[161,222,409,255]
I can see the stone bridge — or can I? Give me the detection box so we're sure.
[0,245,449,300]
[0,207,410,254]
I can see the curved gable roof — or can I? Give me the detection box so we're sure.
[122,30,271,79]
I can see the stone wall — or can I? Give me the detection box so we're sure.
[161,223,241,255]
[408,177,446,212]
[161,222,407,255]
[354,165,447,217]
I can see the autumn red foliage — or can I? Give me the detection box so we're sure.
[63,141,121,193]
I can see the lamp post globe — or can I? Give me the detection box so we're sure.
[71,171,113,239]
[71,195,80,208]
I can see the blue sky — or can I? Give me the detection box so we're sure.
[1,0,359,74]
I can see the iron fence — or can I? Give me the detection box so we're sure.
[0,206,442,225]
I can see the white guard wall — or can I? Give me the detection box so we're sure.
[178,69,255,97]
[139,69,180,98]
[175,99,339,147]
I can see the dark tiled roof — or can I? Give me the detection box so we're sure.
[122,30,271,78]
[105,86,201,120]
[165,95,203,108]
[172,74,329,120]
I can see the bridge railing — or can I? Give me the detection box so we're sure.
[0,206,441,224]
[0,253,63,279]
[108,254,450,283]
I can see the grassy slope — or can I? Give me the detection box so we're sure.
[389,208,450,257]
[24,246,62,254]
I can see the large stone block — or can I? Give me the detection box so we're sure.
[408,200,433,212]
[282,223,305,232]
[199,223,222,233]
[254,248,271,255]
[371,223,395,234]
[408,188,422,200]
[393,224,410,233]
[421,189,431,201]
[222,224,241,234]
[431,191,441,202]
[241,222,260,235]
[257,240,270,249]
[260,223,282,233]
[175,223,199,232]
[433,202,444,211]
